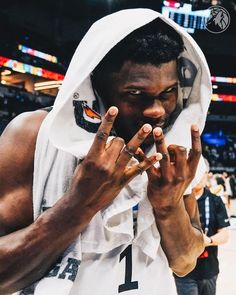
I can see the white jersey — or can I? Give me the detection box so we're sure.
[32,243,177,295]
[25,112,177,295]
[70,245,177,295]
[69,244,176,295]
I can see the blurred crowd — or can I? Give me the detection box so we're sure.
[206,171,236,213]
[203,144,236,169]
[0,84,55,134]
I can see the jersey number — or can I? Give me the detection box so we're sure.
[118,245,138,293]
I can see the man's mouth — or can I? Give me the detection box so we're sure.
[138,120,165,130]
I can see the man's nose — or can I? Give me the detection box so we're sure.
[142,99,165,118]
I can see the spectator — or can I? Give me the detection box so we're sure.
[174,171,230,295]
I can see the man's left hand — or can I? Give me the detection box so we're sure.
[146,125,201,216]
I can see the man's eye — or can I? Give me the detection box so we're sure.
[128,90,142,95]
[163,87,177,94]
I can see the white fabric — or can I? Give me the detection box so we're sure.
[17,118,165,295]
[16,8,212,295]
[48,9,211,159]
[69,244,177,295]
[48,8,211,192]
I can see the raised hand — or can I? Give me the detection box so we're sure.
[68,106,162,214]
[142,125,201,215]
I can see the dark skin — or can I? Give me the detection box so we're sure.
[95,60,179,147]
[96,60,203,271]
[0,60,203,294]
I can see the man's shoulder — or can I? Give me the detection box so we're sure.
[0,110,49,234]
[1,109,48,143]
[204,188,227,209]
[204,188,219,199]
[0,109,49,175]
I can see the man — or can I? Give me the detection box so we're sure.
[174,168,230,295]
[0,9,211,295]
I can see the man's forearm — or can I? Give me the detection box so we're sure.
[154,200,204,277]
[205,229,229,247]
[0,192,94,294]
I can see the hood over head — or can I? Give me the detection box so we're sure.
[47,8,212,188]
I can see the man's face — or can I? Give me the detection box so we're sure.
[97,60,179,147]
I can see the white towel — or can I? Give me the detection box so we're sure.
[48,9,211,188]
[17,8,212,295]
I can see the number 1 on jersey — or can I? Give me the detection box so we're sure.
[118,245,139,293]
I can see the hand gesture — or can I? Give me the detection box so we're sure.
[68,106,162,214]
[139,125,201,215]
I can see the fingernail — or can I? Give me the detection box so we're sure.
[142,124,152,133]
[192,124,199,132]
[135,147,142,155]
[155,153,162,161]
[179,146,187,152]
[153,127,162,137]
[109,107,118,116]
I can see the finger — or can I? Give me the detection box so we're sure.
[117,124,152,167]
[168,144,187,181]
[167,146,176,163]
[135,148,159,181]
[123,153,162,183]
[105,139,113,150]
[134,147,146,163]
[89,106,118,155]
[187,125,202,174]
[105,137,125,163]
[153,127,171,178]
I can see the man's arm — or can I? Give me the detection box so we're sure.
[204,228,229,247]
[0,111,94,293]
[145,126,204,277]
[183,193,202,232]
[0,107,160,294]
[153,200,204,277]
[0,110,47,235]
[204,195,230,247]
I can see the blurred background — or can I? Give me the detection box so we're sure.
[0,0,236,174]
[0,1,236,294]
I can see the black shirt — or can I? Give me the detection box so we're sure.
[185,188,230,280]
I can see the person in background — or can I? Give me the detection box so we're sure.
[206,171,214,190]
[213,175,231,210]
[222,172,233,201]
[174,164,230,295]
[229,172,236,200]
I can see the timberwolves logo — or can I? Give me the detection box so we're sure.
[205,6,230,33]
[73,100,101,133]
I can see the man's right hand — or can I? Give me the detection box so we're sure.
[68,106,162,215]
[0,107,162,293]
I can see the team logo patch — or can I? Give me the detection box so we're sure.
[177,57,197,88]
[73,100,102,133]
